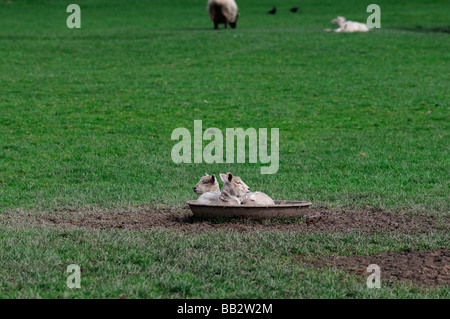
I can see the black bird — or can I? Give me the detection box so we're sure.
[268,7,276,14]
[290,6,300,13]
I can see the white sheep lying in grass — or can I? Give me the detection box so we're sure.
[325,16,369,33]
[207,0,239,29]
[193,173,275,206]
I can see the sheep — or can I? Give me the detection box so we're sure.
[194,173,274,206]
[325,16,369,33]
[196,191,222,204]
[193,173,220,195]
[241,191,275,206]
[218,172,250,204]
[207,0,239,29]
[193,173,221,205]
[196,172,250,205]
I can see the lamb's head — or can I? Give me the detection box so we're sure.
[331,16,346,27]
[193,173,220,195]
[220,172,250,198]
[229,13,239,29]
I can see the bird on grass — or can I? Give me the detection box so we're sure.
[290,6,300,13]
[268,7,276,14]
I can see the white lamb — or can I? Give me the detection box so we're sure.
[325,16,369,33]
[193,173,220,195]
[207,0,239,29]
[193,173,221,205]
[241,191,275,206]
[196,172,250,205]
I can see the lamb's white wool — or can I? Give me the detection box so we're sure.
[241,191,275,206]
[326,16,369,33]
[196,191,221,204]
[207,0,239,29]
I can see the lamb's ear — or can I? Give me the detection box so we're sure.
[211,174,216,182]
[205,173,209,176]
[227,172,233,182]
[220,174,228,183]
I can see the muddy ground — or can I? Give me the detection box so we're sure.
[298,248,450,287]
[12,206,448,234]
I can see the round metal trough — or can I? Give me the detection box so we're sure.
[186,200,312,219]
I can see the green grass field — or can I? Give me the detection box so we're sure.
[0,0,449,298]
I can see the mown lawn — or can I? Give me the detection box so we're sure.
[0,0,448,298]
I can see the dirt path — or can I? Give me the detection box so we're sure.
[8,206,448,234]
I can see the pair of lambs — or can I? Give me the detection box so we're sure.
[193,173,275,206]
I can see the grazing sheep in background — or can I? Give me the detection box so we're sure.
[207,0,239,29]
[325,16,369,33]
[193,173,220,195]
[196,172,250,205]
[241,191,275,206]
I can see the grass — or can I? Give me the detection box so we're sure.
[1,222,449,298]
[0,0,449,298]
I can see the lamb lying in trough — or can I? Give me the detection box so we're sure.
[196,172,250,205]
[193,173,221,205]
[241,191,275,206]
[325,16,369,33]
[193,173,220,195]
[193,173,275,206]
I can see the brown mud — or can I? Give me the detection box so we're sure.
[11,206,448,234]
[298,248,450,287]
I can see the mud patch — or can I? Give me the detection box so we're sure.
[6,206,448,234]
[298,249,450,287]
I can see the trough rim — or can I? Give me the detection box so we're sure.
[186,200,312,208]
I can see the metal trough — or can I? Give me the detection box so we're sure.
[186,200,312,219]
